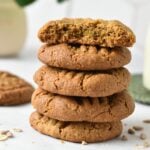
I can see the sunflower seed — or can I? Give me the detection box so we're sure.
[143,119,150,124]
[0,130,9,135]
[128,128,135,134]
[0,134,8,141]
[13,128,23,132]
[6,131,13,138]
[121,135,128,141]
[139,133,147,140]
[133,126,143,131]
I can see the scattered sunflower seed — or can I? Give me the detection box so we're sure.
[81,141,88,145]
[121,135,128,141]
[143,119,150,124]
[0,130,9,135]
[124,123,127,126]
[143,141,150,148]
[128,128,135,134]
[13,128,23,132]
[6,131,13,138]
[133,126,143,131]
[0,128,23,142]
[139,133,147,140]
[0,134,8,141]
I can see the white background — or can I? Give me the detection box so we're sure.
[0,0,150,150]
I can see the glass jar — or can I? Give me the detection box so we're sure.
[143,24,150,90]
[0,0,26,56]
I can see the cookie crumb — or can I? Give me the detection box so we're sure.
[32,141,36,144]
[13,128,23,132]
[121,135,128,141]
[139,133,147,140]
[133,126,143,131]
[81,141,88,145]
[61,140,64,144]
[143,119,150,124]
[128,128,135,134]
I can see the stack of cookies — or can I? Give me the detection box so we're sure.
[30,18,136,143]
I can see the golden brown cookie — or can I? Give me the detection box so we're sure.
[38,18,135,47]
[0,71,34,105]
[32,88,135,122]
[34,66,130,97]
[38,44,131,70]
[30,111,122,143]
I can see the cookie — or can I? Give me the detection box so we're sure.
[34,66,130,97]
[38,18,135,47]
[38,44,131,70]
[30,111,122,143]
[32,88,135,122]
[0,71,34,105]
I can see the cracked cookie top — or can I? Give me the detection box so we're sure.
[34,65,130,97]
[38,18,135,47]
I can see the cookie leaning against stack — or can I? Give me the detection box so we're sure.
[30,18,136,143]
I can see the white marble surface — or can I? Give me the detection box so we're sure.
[0,0,150,149]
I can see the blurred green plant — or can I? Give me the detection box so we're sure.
[57,0,67,3]
[15,0,68,7]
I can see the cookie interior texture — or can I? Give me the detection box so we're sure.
[34,66,131,97]
[38,18,135,47]
[32,88,135,122]
[0,71,34,105]
[38,44,131,70]
[30,111,123,143]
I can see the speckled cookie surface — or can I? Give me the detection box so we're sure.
[32,88,135,122]
[34,66,130,97]
[38,18,135,47]
[38,44,131,70]
[0,71,34,105]
[30,111,122,143]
